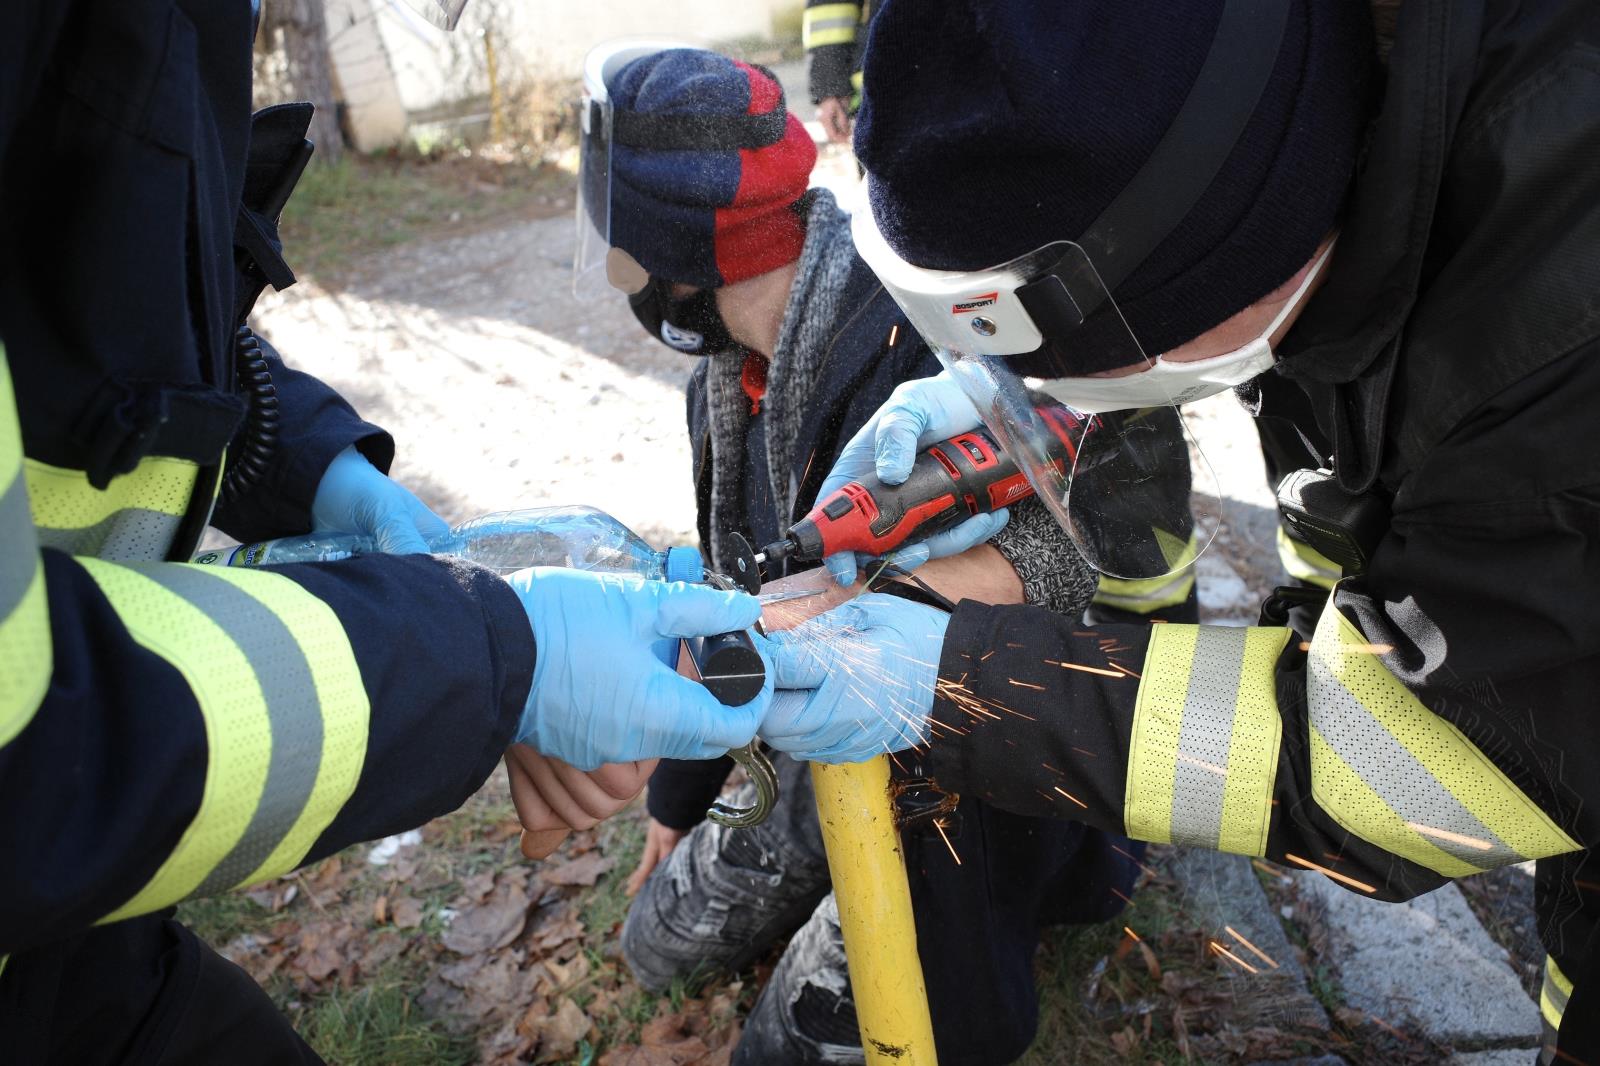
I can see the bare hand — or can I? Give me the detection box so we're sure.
[626,818,688,896]
[817,97,853,144]
[504,746,656,859]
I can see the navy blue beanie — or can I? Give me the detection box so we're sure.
[602,49,816,289]
[855,0,1377,356]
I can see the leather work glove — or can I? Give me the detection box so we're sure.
[759,593,948,763]
[509,568,771,770]
[311,445,449,554]
[818,372,1007,586]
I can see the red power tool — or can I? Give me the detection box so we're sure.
[754,405,1095,569]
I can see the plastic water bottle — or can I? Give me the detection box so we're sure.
[193,505,704,583]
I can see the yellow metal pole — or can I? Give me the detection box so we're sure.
[812,757,938,1066]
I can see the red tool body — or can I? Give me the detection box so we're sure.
[759,406,1094,566]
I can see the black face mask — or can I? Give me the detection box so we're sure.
[629,278,736,356]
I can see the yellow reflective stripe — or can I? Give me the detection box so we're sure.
[1093,568,1196,613]
[80,560,367,920]
[1277,527,1340,589]
[1,349,52,746]
[25,455,197,560]
[81,558,272,918]
[1306,598,1579,876]
[803,3,861,48]
[1127,624,1288,855]
[1542,955,1571,1029]
[184,565,368,889]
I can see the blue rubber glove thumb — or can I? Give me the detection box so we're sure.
[816,372,996,586]
[510,568,772,770]
[758,593,948,763]
[311,445,450,555]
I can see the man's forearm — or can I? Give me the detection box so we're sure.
[758,545,1025,632]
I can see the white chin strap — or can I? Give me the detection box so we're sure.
[1044,240,1335,414]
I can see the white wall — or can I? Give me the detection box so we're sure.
[356,0,785,125]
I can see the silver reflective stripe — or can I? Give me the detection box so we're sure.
[37,508,183,561]
[1307,656,1521,869]
[1168,626,1246,849]
[128,564,325,895]
[808,14,858,32]
[0,474,36,621]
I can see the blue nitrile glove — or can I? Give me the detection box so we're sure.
[510,567,772,770]
[311,445,450,554]
[759,593,948,762]
[819,372,1007,585]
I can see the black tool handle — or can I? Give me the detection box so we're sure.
[685,630,766,706]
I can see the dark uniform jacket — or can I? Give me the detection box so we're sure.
[803,0,868,106]
[917,1,1600,1059]
[0,0,531,998]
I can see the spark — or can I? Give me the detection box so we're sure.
[1109,661,1142,680]
[1284,853,1377,894]
[1111,843,1158,877]
[1109,886,1133,906]
[1209,940,1260,975]
[1041,762,1063,774]
[888,324,900,347]
[1224,926,1279,969]
[1052,785,1088,809]
[979,650,996,662]
[1008,678,1046,691]
[1176,752,1228,776]
[1071,746,1096,758]
[1405,822,1493,851]
[1123,926,1141,942]
[932,817,961,865]
[1042,659,1127,679]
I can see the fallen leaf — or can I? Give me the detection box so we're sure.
[461,869,496,902]
[392,896,424,930]
[601,1047,695,1066]
[533,997,591,1063]
[542,851,615,887]
[531,914,584,952]
[442,880,529,954]
[372,896,388,925]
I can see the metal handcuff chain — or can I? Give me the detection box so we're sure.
[699,568,780,829]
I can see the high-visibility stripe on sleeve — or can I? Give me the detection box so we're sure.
[1277,526,1341,589]
[24,455,196,560]
[1093,568,1197,614]
[1306,597,1579,877]
[803,3,862,48]
[1127,624,1289,856]
[78,560,369,920]
[1541,955,1571,1033]
[0,349,52,747]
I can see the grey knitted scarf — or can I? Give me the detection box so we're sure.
[705,189,858,569]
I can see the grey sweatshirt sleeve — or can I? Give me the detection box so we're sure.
[988,497,1099,616]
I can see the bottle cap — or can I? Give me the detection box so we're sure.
[664,546,704,584]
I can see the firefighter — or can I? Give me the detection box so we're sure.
[802,0,868,144]
[0,2,768,1062]
[764,0,1600,1061]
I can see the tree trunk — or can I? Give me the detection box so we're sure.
[261,0,345,166]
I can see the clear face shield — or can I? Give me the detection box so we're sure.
[572,39,688,302]
[853,205,1222,581]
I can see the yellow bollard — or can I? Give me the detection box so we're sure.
[811,757,938,1065]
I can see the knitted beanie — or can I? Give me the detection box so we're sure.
[603,49,818,289]
[855,0,1376,356]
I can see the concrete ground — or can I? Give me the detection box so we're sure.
[250,132,1544,1062]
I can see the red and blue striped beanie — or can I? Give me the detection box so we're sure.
[604,49,816,288]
